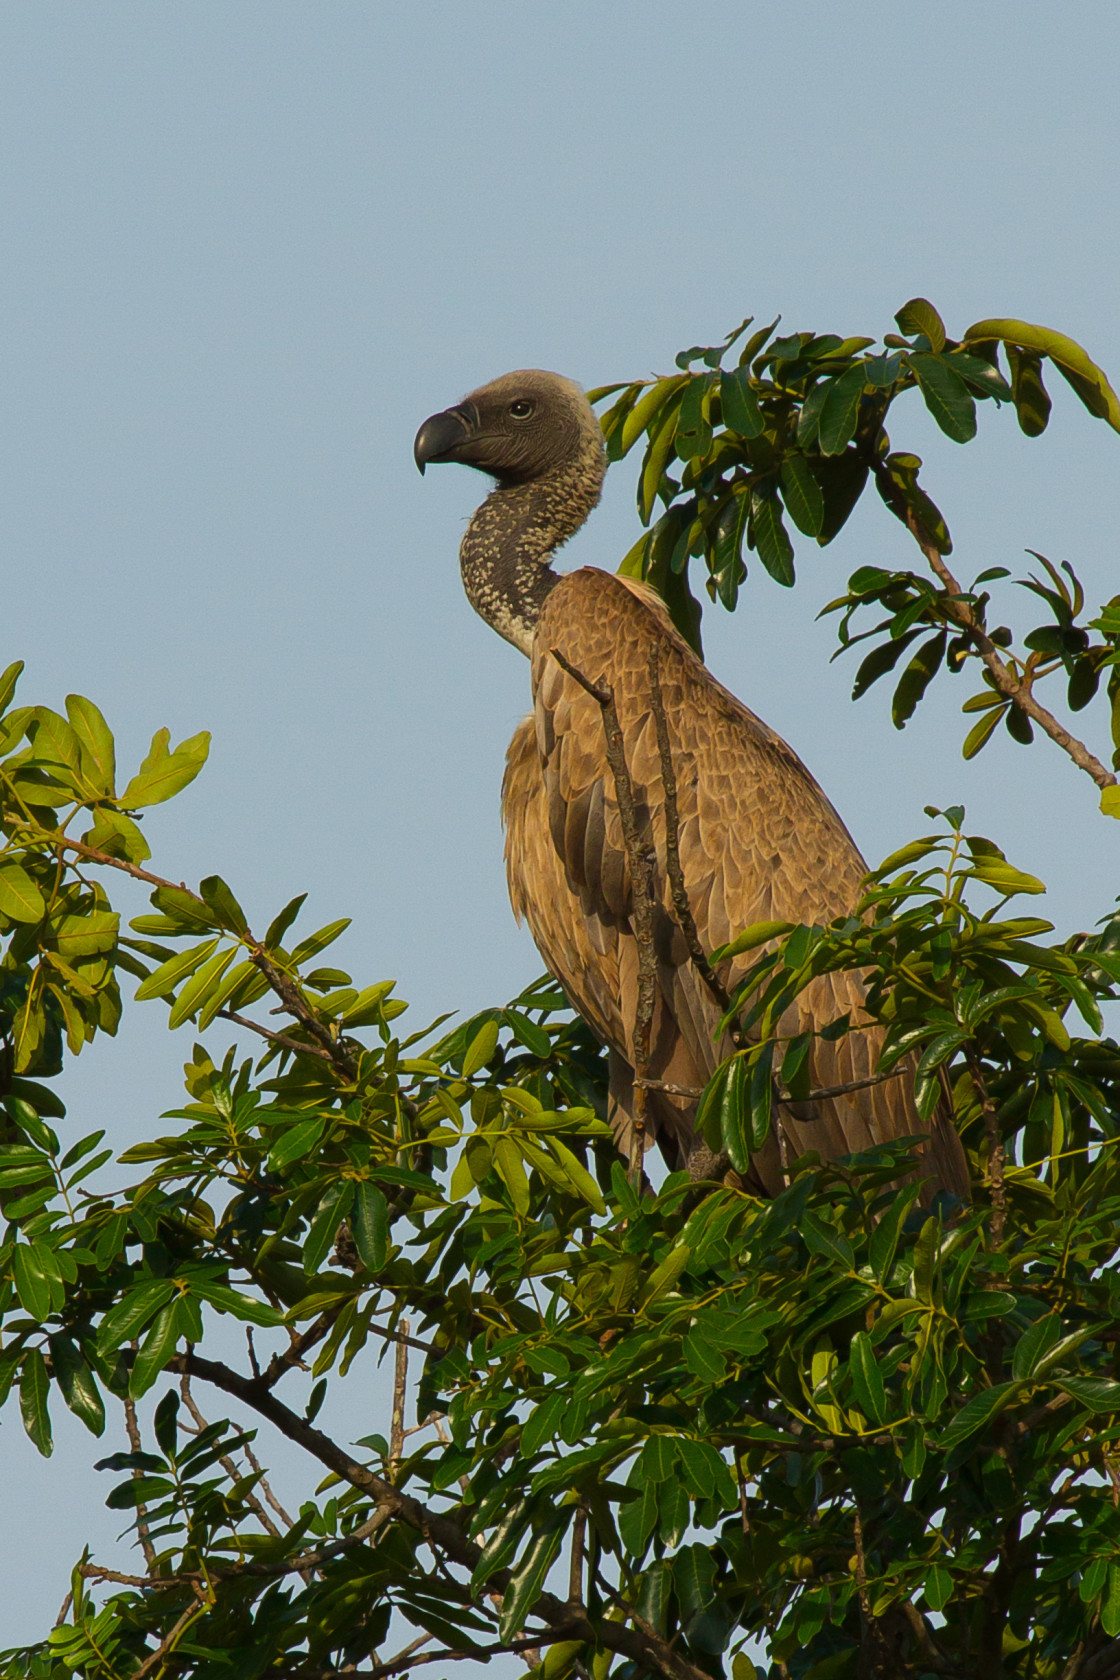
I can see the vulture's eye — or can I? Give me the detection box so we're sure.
[508,399,535,420]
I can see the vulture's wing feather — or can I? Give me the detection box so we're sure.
[505,567,968,1199]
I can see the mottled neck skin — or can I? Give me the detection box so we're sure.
[460,446,606,656]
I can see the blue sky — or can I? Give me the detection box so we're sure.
[3,0,1119,1646]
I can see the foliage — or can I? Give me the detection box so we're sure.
[3,301,1120,1680]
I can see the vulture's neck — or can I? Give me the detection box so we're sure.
[459,451,604,655]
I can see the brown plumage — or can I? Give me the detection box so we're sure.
[415,371,968,1200]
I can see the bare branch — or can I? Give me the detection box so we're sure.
[550,647,657,1184]
[179,1371,284,1539]
[390,1317,410,1472]
[869,458,1117,793]
[166,1349,714,1680]
[636,1067,903,1106]
[647,642,735,1020]
[124,1382,156,1571]
[130,1590,208,1680]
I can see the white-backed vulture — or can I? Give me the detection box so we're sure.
[414,370,968,1200]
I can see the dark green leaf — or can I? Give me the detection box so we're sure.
[848,1331,887,1425]
[896,298,947,352]
[1007,347,1052,437]
[750,484,795,587]
[817,366,866,455]
[910,354,977,442]
[719,368,764,439]
[352,1181,389,1273]
[779,453,824,537]
[892,631,947,729]
[20,1349,53,1457]
[498,1506,572,1640]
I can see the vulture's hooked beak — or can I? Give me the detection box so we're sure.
[413,405,476,474]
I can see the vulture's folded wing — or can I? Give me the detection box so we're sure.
[506,566,968,1200]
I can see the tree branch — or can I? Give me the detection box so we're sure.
[869,457,1117,792]
[56,836,358,1077]
[167,1349,713,1680]
[550,648,657,1184]
[647,642,735,1020]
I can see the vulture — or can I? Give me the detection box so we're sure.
[414,370,968,1200]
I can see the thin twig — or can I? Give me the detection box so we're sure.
[551,648,657,1185]
[218,1009,336,1065]
[124,1381,157,1571]
[647,642,734,1020]
[53,1591,73,1628]
[165,1349,713,1680]
[390,1317,410,1473]
[179,1371,284,1539]
[636,1067,903,1106]
[79,1508,394,1592]
[56,836,358,1076]
[131,1589,209,1680]
[869,458,1117,792]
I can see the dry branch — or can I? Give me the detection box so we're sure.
[550,647,657,1184]
[647,642,735,1020]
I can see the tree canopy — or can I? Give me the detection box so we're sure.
[5,298,1120,1680]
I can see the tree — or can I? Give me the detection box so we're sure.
[4,297,1120,1680]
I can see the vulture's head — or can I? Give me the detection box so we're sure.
[414,370,605,491]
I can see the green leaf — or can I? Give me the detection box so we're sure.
[494,1135,531,1214]
[964,316,1120,433]
[925,1563,953,1612]
[713,919,794,961]
[167,945,237,1029]
[120,727,210,808]
[20,1348,53,1457]
[748,1042,774,1152]
[499,1507,572,1640]
[0,864,46,924]
[503,1008,550,1057]
[817,365,866,455]
[1103,1564,1120,1638]
[962,704,1007,760]
[0,660,24,718]
[462,1018,500,1077]
[129,1301,181,1398]
[892,631,947,729]
[13,1243,52,1321]
[910,354,977,442]
[939,1381,1018,1452]
[303,1179,355,1275]
[708,1052,749,1172]
[543,1136,606,1215]
[675,373,715,459]
[896,297,947,352]
[1011,1312,1062,1381]
[720,367,765,439]
[779,453,824,537]
[199,875,249,936]
[48,1334,105,1437]
[1057,1377,1120,1413]
[848,1331,887,1426]
[134,938,220,1002]
[65,695,115,796]
[750,483,795,587]
[1007,346,1052,437]
[268,1115,327,1171]
[352,1181,389,1272]
[812,454,869,543]
[98,1279,177,1355]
